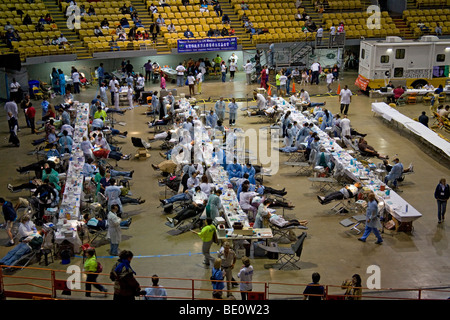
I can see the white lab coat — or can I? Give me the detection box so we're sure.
[107,211,122,244]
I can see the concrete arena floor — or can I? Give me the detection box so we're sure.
[0,70,449,300]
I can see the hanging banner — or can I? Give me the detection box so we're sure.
[177,37,237,53]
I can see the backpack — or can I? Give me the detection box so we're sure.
[96,261,103,273]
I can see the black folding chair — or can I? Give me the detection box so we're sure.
[258,232,307,270]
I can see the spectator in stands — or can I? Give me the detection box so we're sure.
[120,17,130,28]
[435,23,442,36]
[221,27,229,36]
[207,27,214,37]
[295,0,303,8]
[4,21,14,32]
[128,26,137,41]
[120,4,130,14]
[241,13,249,24]
[417,20,429,33]
[184,28,194,38]
[94,26,104,37]
[101,18,110,29]
[88,5,96,16]
[5,29,20,48]
[44,13,53,24]
[329,24,336,44]
[182,0,189,5]
[156,15,165,27]
[58,33,70,46]
[148,3,158,18]
[150,22,160,41]
[167,23,176,33]
[306,18,317,32]
[159,0,170,7]
[214,3,223,16]
[241,1,249,10]
[222,14,231,26]
[23,14,32,25]
[200,1,209,12]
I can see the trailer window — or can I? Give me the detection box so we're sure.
[380,55,389,63]
[436,54,445,62]
[361,49,365,60]
[395,49,405,59]
[394,68,404,78]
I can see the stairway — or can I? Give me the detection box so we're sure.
[132,1,171,54]
[392,18,414,39]
[42,0,91,59]
[219,1,254,50]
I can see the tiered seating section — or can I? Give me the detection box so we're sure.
[66,0,157,54]
[0,0,71,59]
[402,8,450,37]
[415,0,447,8]
[147,0,235,49]
[231,0,316,44]
[326,0,362,11]
[322,11,400,39]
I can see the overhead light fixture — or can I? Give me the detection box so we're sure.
[387,48,393,52]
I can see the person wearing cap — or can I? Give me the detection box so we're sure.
[384,157,403,189]
[317,182,362,205]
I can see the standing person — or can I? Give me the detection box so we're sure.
[244,60,253,85]
[279,71,287,97]
[9,78,21,103]
[114,84,120,110]
[229,59,237,82]
[175,62,185,87]
[260,65,267,89]
[143,274,167,300]
[72,68,81,94]
[303,272,325,300]
[310,61,320,85]
[220,60,227,82]
[135,73,145,102]
[268,42,274,66]
[358,192,383,244]
[160,73,166,90]
[84,248,108,297]
[316,25,323,46]
[187,73,196,96]
[5,99,18,128]
[109,76,119,106]
[58,69,66,96]
[107,204,122,256]
[0,197,17,247]
[218,241,237,297]
[339,84,352,115]
[127,84,134,109]
[97,63,104,87]
[191,217,217,267]
[228,97,238,126]
[196,70,203,94]
[210,258,225,299]
[418,111,429,127]
[341,274,362,300]
[434,178,450,224]
[237,256,253,300]
[110,250,141,301]
[7,112,20,147]
[144,60,153,82]
[326,69,333,93]
[205,188,222,220]
[51,68,60,94]
[99,82,108,105]
[215,97,226,123]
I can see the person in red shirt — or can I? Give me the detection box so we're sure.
[25,104,36,134]
[393,86,405,102]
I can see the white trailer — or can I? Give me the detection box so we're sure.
[356,36,450,91]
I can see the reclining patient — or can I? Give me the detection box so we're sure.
[0,231,43,267]
[166,186,207,226]
[317,182,362,205]
[83,213,132,230]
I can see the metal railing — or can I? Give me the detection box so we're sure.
[1,265,449,300]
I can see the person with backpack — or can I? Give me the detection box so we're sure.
[110,250,141,301]
[84,248,108,297]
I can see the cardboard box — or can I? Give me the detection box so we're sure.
[233,227,254,236]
